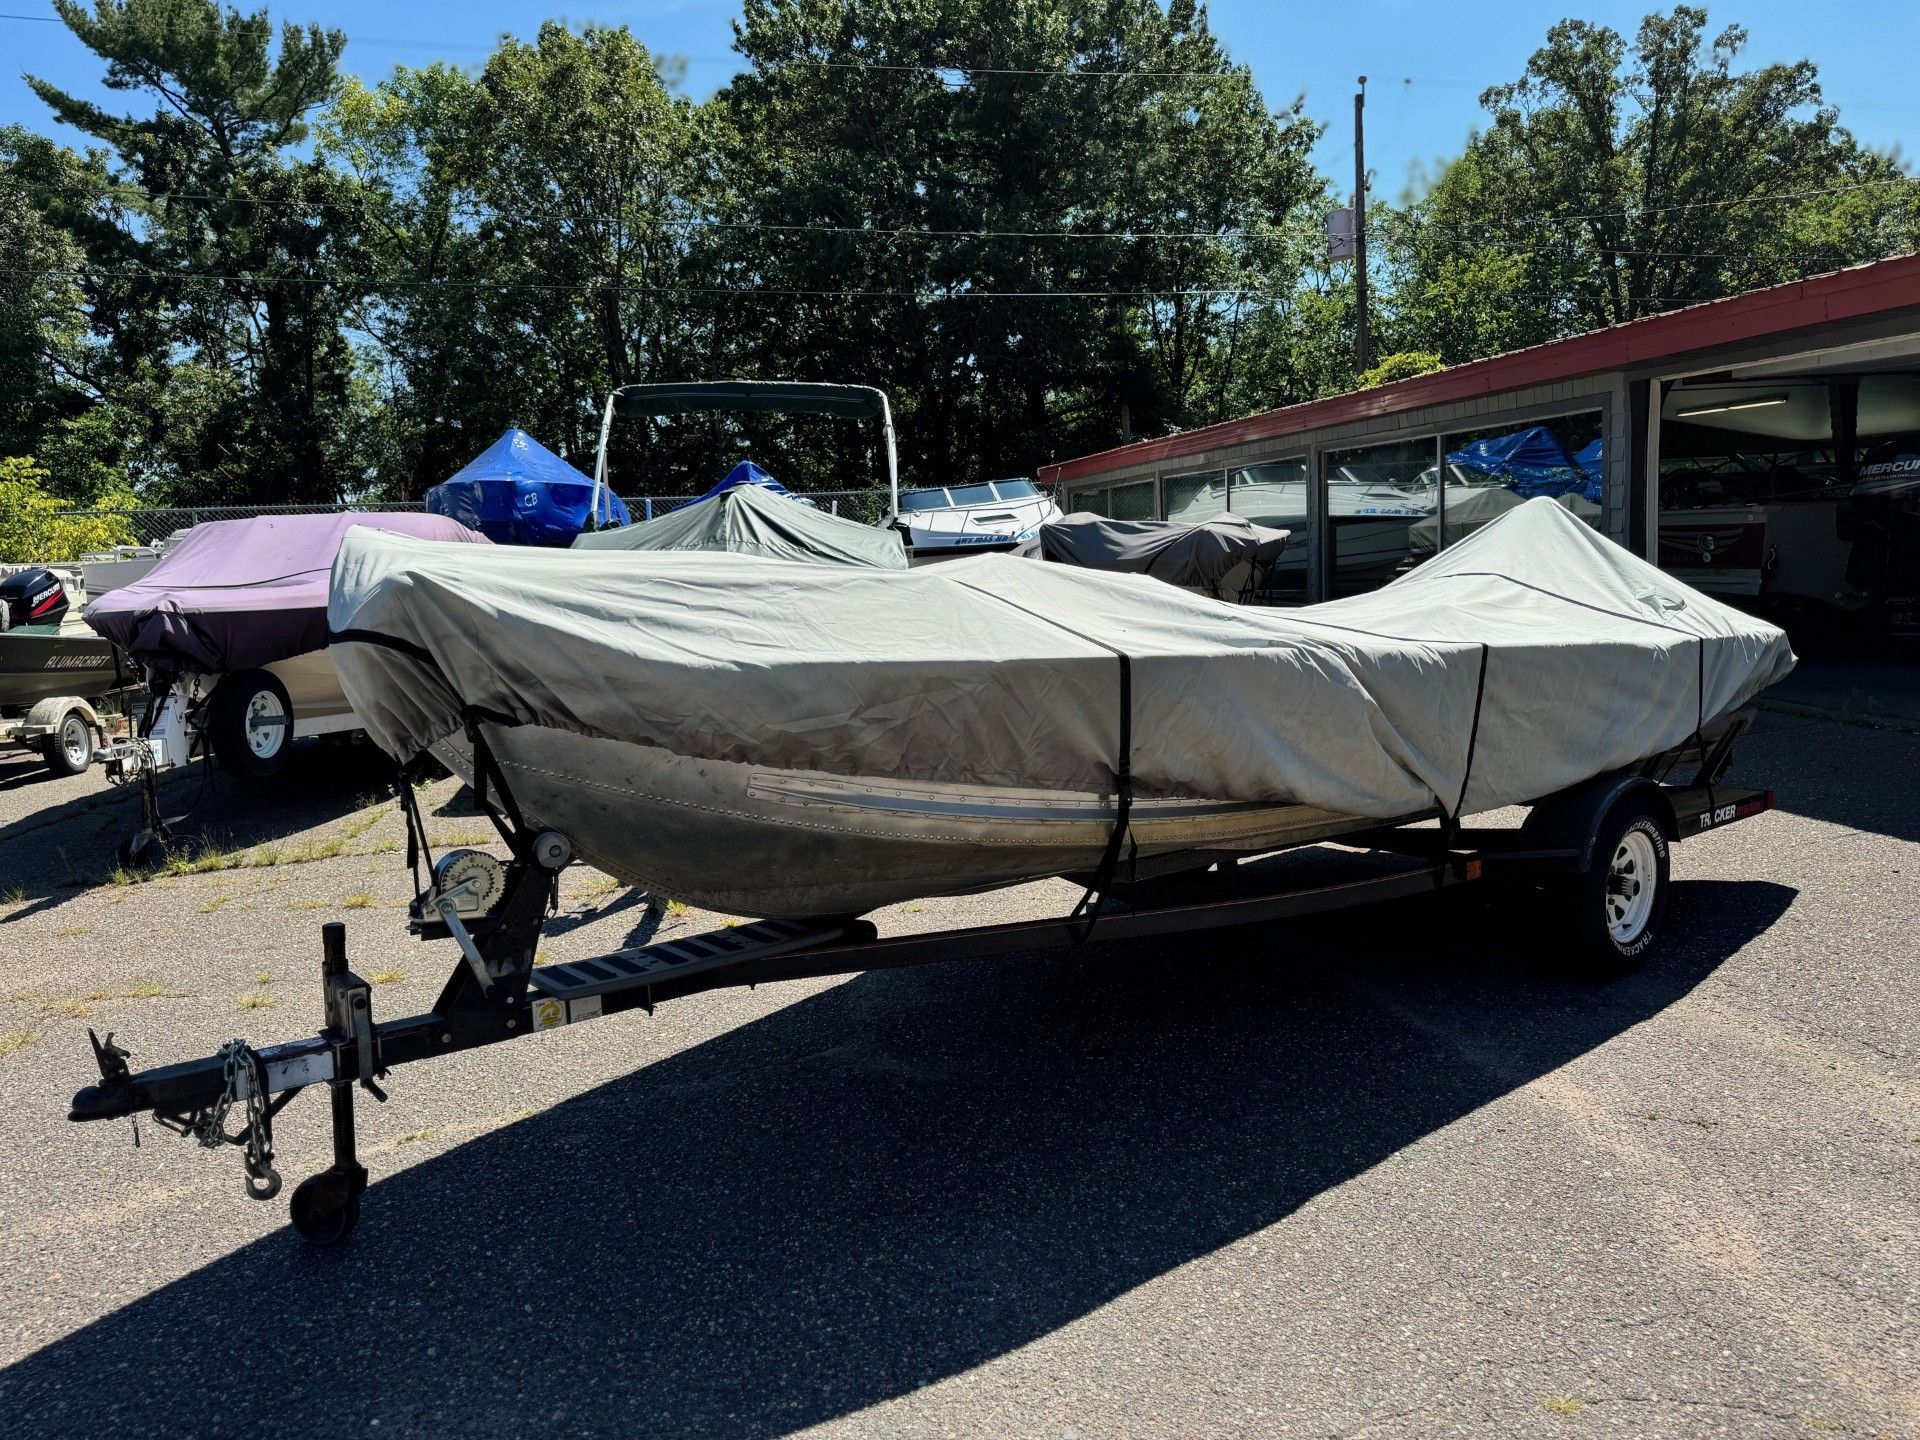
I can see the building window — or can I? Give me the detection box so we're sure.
[1107,479,1156,521]
[1321,438,1437,596]
[1227,458,1310,600]
[1437,412,1604,551]
[1163,469,1229,523]
[1065,483,1110,516]
[1065,479,1154,520]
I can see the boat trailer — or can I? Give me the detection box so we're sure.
[67,719,1773,1246]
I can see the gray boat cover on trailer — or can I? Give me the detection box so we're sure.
[1012,511,1292,593]
[329,499,1793,834]
[571,483,907,569]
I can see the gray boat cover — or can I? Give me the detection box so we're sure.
[329,499,1793,834]
[571,484,908,569]
[1013,512,1292,593]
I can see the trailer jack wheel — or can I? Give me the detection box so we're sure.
[290,1164,365,1247]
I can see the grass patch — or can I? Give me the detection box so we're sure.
[2,886,24,906]
[198,894,231,915]
[397,1126,439,1145]
[370,837,398,854]
[434,829,493,848]
[236,990,276,1010]
[1541,1396,1586,1416]
[162,842,245,877]
[125,980,183,999]
[0,1031,40,1060]
[54,925,90,938]
[109,833,357,887]
[340,891,376,909]
[340,810,383,842]
[367,967,405,985]
[573,870,621,901]
[663,898,688,918]
[255,971,274,985]
[39,993,106,1019]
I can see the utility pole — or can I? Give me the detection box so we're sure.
[1353,75,1370,376]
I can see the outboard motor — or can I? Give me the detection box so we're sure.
[0,567,71,633]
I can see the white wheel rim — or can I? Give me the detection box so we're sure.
[60,716,90,768]
[245,690,287,758]
[1606,829,1658,944]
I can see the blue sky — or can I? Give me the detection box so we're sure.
[3,0,1915,197]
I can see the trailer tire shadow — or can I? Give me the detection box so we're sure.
[0,877,1794,1438]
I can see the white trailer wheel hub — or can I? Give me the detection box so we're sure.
[59,713,92,770]
[245,689,289,758]
[1605,828,1658,944]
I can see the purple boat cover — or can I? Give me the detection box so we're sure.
[86,512,488,674]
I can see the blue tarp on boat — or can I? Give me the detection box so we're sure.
[695,461,791,502]
[1446,426,1602,503]
[426,429,629,547]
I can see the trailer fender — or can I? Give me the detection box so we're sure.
[1519,773,1678,872]
[23,694,102,734]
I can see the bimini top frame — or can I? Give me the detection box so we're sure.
[587,380,900,528]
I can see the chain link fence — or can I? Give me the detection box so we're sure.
[57,489,898,548]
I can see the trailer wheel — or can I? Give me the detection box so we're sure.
[39,707,94,777]
[1563,799,1670,978]
[209,669,293,780]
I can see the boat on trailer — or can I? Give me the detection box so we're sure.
[65,497,1795,1244]
[82,512,487,861]
[0,566,132,776]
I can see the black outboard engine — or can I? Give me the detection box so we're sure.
[0,567,72,633]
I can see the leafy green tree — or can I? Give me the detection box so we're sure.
[27,0,373,502]
[1385,5,1920,363]
[0,455,136,562]
[327,24,711,496]
[1356,351,1444,389]
[716,0,1325,481]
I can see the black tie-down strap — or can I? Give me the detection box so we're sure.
[461,707,534,860]
[1445,643,1492,830]
[940,578,1136,941]
[1069,651,1136,940]
[331,624,541,872]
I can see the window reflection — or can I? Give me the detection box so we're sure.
[1433,414,1604,552]
[1163,469,1229,524]
[1321,439,1436,596]
[1226,458,1310,601]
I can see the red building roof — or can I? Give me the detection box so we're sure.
[1038,252,1920,485]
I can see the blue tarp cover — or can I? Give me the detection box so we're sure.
[695,460,791,502]
[1447,426,1602,503]
[426,428,629,547]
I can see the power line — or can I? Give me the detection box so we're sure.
[11,169,1917,240]
[8,260,1789,309]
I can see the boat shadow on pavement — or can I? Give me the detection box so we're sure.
[0,875,1794,1437]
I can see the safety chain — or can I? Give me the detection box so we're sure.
[195,1038,282,1200]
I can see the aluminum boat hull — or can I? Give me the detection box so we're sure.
[435,726,1384,917]
[0,623,126,713]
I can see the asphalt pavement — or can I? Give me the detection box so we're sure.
[0,711,1912,1439]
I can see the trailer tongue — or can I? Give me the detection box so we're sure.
[67,714,1772,1248]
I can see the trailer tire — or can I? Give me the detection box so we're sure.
[39,707,95,777]
[209,669,293,781]
[1561,798,1670,979]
